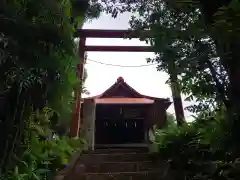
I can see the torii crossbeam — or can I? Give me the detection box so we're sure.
[70,29,185,137]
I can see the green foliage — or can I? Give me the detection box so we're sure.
[1,137,86,180]
[98,0,240,179]
[0,0,99,172]
[100,0,229,114]
[0,108,87,180]
[153,108,240,179]
[101,0,240,116]
[0,0,80,170]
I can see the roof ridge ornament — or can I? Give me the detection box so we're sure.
[117,76,124,82]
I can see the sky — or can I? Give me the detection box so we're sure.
[82,12,195,121]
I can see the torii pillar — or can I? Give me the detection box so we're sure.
[69,37,86,137]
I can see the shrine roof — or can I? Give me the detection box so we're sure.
[95,98,154,104]
[84,77,171,107]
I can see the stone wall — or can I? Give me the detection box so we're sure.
[81,99,96,150]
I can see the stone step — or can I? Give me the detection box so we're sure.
[91,148,148,154]
[84,161,159,173]
[83,171,174,180]
[81,153,150,163]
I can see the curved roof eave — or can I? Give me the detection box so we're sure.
[83,77,171,106]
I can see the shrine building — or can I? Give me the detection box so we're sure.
[80,77,171,149]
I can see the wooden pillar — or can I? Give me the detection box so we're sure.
[70,37,86,137]
[168,59,185,125]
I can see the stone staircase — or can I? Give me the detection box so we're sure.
[57,148,174,180]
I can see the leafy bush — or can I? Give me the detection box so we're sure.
[1,133,86,180]
[0,107,87,180]
[153,110,240,179]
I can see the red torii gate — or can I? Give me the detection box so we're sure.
[70,29,185,137]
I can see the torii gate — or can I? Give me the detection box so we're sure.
[70,29,185,137]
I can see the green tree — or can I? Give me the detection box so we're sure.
[0,0,99,172]
[99,0,228,115]
[99,0,240,119]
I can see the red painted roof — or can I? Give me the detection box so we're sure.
[84,77,171,107]
[95,98,154,104]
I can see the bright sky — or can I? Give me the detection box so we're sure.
[82,12,194,121]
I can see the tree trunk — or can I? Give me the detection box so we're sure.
[223,40,240,117]
[168,59,185,125]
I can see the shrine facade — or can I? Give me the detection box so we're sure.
[80,77,171,149]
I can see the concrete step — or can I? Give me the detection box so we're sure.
[81,153,150,163]
[83,171,174,180]
[84,161,161,173]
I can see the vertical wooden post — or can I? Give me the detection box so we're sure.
[168,59,185,125]
[70,37,86,137]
